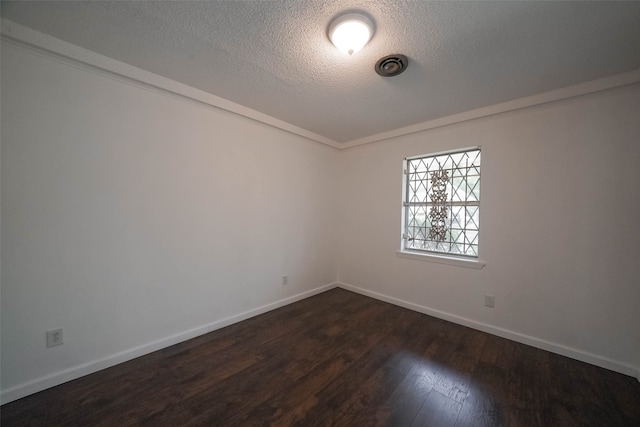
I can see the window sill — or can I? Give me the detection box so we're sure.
[396,250,486,269]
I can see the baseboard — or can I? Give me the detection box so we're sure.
[0,282,339,405]
[337,282,640,381]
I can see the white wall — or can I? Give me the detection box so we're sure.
[338,84,640,376]
[1,41,338,400]
[2,27,639,404]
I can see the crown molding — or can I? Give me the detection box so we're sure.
[0,19,341,149]
[342,68,640,149]
[3,19,639,151]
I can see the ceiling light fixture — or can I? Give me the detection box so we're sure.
[328,13,374,55]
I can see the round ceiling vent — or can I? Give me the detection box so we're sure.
[375,54,408,77]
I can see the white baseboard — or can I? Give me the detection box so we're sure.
[337,282,640,382]
[3,280,636,404]
[0,283,339,404]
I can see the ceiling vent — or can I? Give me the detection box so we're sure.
[375,54,408,77]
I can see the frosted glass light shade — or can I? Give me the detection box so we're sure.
[328,14,373,55]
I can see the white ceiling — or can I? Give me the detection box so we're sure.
[2,1,640,144]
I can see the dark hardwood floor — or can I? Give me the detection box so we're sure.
[2,288,639,426]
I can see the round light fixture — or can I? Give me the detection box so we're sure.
[328,13,374,55]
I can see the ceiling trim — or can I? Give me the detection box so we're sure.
[3,18,639,150]
[342,68,640,149]
[0,19,341,149]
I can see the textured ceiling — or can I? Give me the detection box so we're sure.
[2,1,640,143]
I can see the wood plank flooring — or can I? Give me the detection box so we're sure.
[2,288,639,426]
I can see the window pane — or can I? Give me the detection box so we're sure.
[403,148,481,258]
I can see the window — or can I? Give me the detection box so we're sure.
[402,147,481,258]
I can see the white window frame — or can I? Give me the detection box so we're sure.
[397,147,485,269]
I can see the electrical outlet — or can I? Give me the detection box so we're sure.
[282,275,288,286]
[484,294,495,308]
[46,328,64,348]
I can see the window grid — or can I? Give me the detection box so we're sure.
[403,148,481,257]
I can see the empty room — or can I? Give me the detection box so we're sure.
[1,1,639,425]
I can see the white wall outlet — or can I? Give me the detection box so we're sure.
[46,328,64,348]
[282,275,288,286]
[484,294,495,308]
